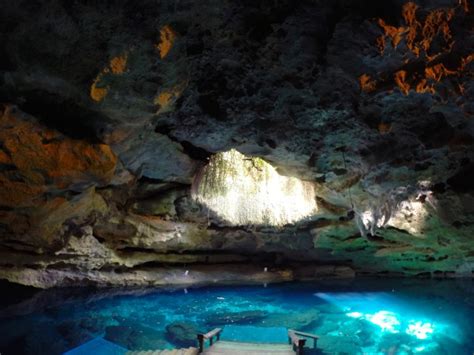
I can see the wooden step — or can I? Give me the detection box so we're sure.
[203,341,294,355]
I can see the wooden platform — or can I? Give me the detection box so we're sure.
[63,337,198,355]
[64,327,316,355]
[127,348,198,355]
[202,341,294,355]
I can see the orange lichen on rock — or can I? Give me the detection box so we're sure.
[90,74,108,102]
[367,2,470,97]
[359,74,377,92]
[155,91,174,110]
[395,63,457,95]
[394,70,410,95]
[0,175,45,207]
[90,52,129,102]
[378,122,392,134]
[415,79,435,94]
[460,54,474,70]
[376,36,386,55]
[0,105,117,207]
[421,8,454,55]
[109,53,128,74]
[157,25,176,59]
[425,63,457,82]
[377,19,406,48]
[403,2,420,52]
[403,2,419,26]
[45,142,117,188]
[377,2,456,59]
[459,0,469,12]
[0,150,11,164]
[154,83,186,114]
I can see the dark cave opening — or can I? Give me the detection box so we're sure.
[17,91,109,143]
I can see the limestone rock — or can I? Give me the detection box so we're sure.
[263,309,320,330]
[165,322,201,348]
[205,311,268,326]
[317,335,362,355]
[105,323,167,351]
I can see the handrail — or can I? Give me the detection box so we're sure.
[288,330,306,355]
[203,328,222,339]
[289,329,319,351]
[289,329,320,340]
[197,328,222,353]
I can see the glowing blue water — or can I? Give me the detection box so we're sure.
[0,278,473,354]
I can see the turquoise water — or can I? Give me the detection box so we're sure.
[0,278,473,354]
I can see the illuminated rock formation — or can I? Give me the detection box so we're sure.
[192,149,317,226]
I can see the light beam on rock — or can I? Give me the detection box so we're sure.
[192,149,317,226]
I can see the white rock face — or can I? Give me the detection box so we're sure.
[192,149,317,226]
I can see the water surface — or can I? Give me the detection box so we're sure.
[0,278,473,354]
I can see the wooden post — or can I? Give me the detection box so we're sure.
[197,334,204,353]
[288,330,306,355]
[197,328,222,353]
[297,339,306,355]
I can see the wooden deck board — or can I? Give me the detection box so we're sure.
[203,341,294,354]
[126,348,198,355]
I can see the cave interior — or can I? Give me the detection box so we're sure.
[0,0,473,354]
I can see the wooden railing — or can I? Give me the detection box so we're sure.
[288,329,320,353]
[197,327,317,354]
[197,328,222,353]
[288,330,306,355]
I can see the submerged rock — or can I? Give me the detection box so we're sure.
[24,322,68,355]
[104,323,167,350]
[205,310,268,326]
[317,335,362,354]
[165,322,201,348]
[377,333,417,355]
[262,309,321,330]
[56,319,99,349]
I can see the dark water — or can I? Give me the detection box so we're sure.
[0,278,473,355]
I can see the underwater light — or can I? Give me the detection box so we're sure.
[346,310,401,333]
[346,310,437,339]
[367,310,401,333]
[192,149,317,226]
[346,311,363,318]
[406,321,434,339]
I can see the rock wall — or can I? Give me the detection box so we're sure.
[0,0,473,287]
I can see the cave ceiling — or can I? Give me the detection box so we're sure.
[0,0,473,287]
